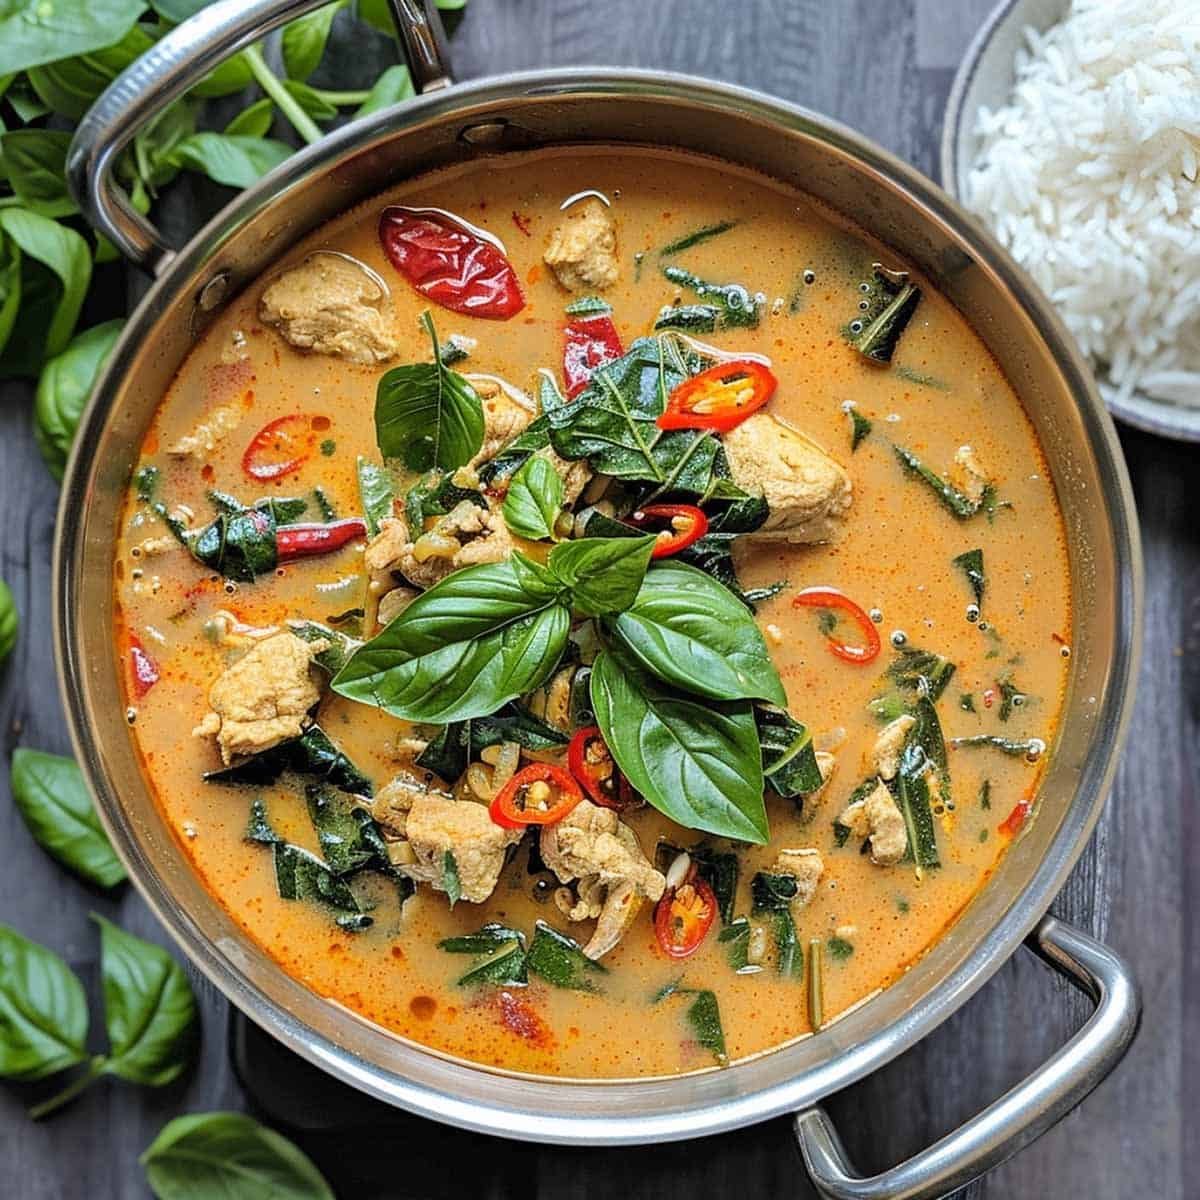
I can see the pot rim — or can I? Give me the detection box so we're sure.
[54,66,1142,1143]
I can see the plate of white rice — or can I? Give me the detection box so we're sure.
[941,0,1200,441]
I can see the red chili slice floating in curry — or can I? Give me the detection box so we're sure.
[654,867,717,959]
[241,413,322,481]
[793,587,881,664]
[657,359,776,434]
[626,503,709,559]
[567,726,642,812]
[378,206,525,319]
[563,314,623,397]
[489,763,583,829]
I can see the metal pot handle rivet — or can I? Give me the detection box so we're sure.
[64,0,450,276]
[793,916,1140,1200]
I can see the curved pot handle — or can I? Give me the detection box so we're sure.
[65,0,450,275]
[794,916,1139,1200]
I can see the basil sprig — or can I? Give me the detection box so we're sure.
[332,537,654,723]
[0,918,198,1118]
[502,455,563,542]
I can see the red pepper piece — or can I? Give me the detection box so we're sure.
[999,799,1032,838]
[275,518,367,562]
[495,991,554,1048]
[128,635,159,700]
[378,207,524,319]
[657,359,777,434]
[563,314,623,398]
[626,503,709,559]
[793,587,881,664]
[567,726,642,812]
[488,763,583,829]
[242,413,321,482]
[654,867,717,959]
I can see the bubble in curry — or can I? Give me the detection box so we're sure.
[115,147,1070,1078]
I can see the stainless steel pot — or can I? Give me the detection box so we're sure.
[56,2,1142,1196]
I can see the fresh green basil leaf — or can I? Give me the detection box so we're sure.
[892,444,985,519]
[272,842,370,927]
[356,456,393,537]
[953,547,985,607]
[204,724,371,795]
[719,917,752,972]
[0,578,17,662]
[169,133,292,189]
[223,97,274,139]
[883,644,956,704]
[0,923,88,1079]
[0,0,147,76]
[131,101,196,193]
[288,620,361,674]
[510,548,561,598]
[0,208,91,363]
[476,412,551,487]
[190,50,257,99]
[282,79,338,121]
[0,232,21,362]
[92,915,197,1086]
[34,319,124,480]
[25,24,155,119]
[546,533,655,617]
[526,921,605,991]
[375,311,484,472]
[661,265,760,328]
[304,784,386,876]
[591,649,768,844]
[756,707,823,799]
[503,455,563,542]
[0,130,75,217]
[353,63,415,117]
[141,1111,335,1200]
[147,0,215,19]
[4,75,49,122]
[11,748,126,888]
[685,988,727,1064]
[282,1,344,79]
[610,561,786,704]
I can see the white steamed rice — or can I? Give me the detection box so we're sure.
[965,0,1200,408]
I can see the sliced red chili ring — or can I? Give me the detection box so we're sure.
[275,518,367,561]
[128,634,159,700]
[657,359,777,434]
[378,207,525,320]
[793,587,881,664]
[489,763,583,829]
[563,314,623,398]
[654,867,717,959]
[241,413,322,481]
[567,726,642,812]
[626,503,709,559]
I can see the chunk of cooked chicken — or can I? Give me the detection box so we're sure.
[810,751,838,799]
[192,631,327,764]
[837,779,907,866]
[399,793,522,903]
[467,377,535,469]
[722,413,852,542]
[769,848,824,912]
[543,199,619,292]
[366,771,450,838]
[540,799,666,959]
[364,502,513,593]
[168,403,244,458]
[872,714,916,782]
[258,252,397,365]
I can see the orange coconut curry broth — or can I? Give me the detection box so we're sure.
[115,147,1070,1079]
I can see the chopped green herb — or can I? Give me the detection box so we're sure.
[439,924,528,987]
[756,706,823,800]
[319,438,336,456]
[979,779,992,810]
[661,264,760,328]
[750,872,803,977]
[896,897,910,914]
[951,734,1045,757]
[442,850,462,907]
[978,829,989,843]
[245,797,281,846]
[953,548,985,607]
[718,918,756,973]
[134,464,159,502]
[960,692,977,713]
[884,644,956,703]
[526,921,606,991]
[846,267,921,364]
[848,407,872,451]
[827,936,854,960]
[654,303,719,333]
[564,295,612,316]
[998,676,1028,722]
[272,842,370,929]
[894,365,950,390]
[689,846,739,924]
[833,821,852,848]
[658,219,737,258]
[892,444,987,519]
[817,608,839,636]
[356,456,394,538]
[685,989,727,1065]
[313,486,336,522]
[895,698,945,873]
[205,724,371,795]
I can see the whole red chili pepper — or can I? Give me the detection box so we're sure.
[378,207,524,319]
[276,518,367,562]
[563,314,623,397]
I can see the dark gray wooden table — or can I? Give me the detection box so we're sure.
[2,1,1195,1196]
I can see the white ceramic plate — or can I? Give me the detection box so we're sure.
[940,0,1200,443]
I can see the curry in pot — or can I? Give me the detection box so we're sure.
[115,147,1070,1078]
